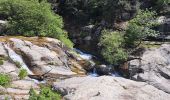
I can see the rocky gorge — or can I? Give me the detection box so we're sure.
[0,0,170,100]
[0,36,170,100]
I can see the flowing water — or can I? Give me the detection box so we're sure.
[74,48,121,77]
[4,44,33,75]
[74,48,93,60]
[3,43,120,84]
[3,44,46,83]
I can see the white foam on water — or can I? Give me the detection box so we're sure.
[74,48,93,60]
[88,68,99,77]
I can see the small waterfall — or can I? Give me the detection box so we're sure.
[111,72,121,77]
[74,48,122,77]
[89,68,99,77]
[4,44,33,75]
[74,48,93,60]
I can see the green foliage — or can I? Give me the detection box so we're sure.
[125,10,159,47]
[29,87,61,100]
[149,0,170,14]
[156,0,170,5]
[57,0,139,24]
[5,96,9,100]
[0,60,3,65]
[156,0,170,14]
[59,34,74,48]
[0,74,11,87]
[0,0,73,48]
[99,30,127,65]
[18,69,28,79]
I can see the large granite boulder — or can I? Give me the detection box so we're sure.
[53,76,170,100]
[129,44,170,93]
[6,37,87,76]
[0,36,88,79]
[0,36,90,99]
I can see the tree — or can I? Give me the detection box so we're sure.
[99,30,127,65]
[0,0,73,48]
[152,0,170,14]
[124,10,159,47]
[56,0,139,24]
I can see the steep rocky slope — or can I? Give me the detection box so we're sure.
[0,36,89,99]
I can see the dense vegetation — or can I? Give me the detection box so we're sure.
[124,10,159,47]
[56,0,139,24]
[99,30,127,65]
[99,10,159,65]
[0,0,73,48]
[53,0,169,66]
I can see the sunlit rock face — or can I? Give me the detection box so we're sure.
[53,76,170,100]
[129,44,170,93]
[0,36,89,78]
[0,36,91,99]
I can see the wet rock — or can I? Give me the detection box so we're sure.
[129,44,170,93]
[81,25,94,34]
[53,76,170,100]
[96,65,113,75]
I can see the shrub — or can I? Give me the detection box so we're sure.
[0,74,11,87]
[124,9,159,47]
[59,35,74,48]
[99,30,128,65]
[29,87,61,100]
[18,69,28,79]
[0,0,73,48]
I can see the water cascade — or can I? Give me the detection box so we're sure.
[3,44,47,83]
[4,44,33,75]
[74,48,121,77]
